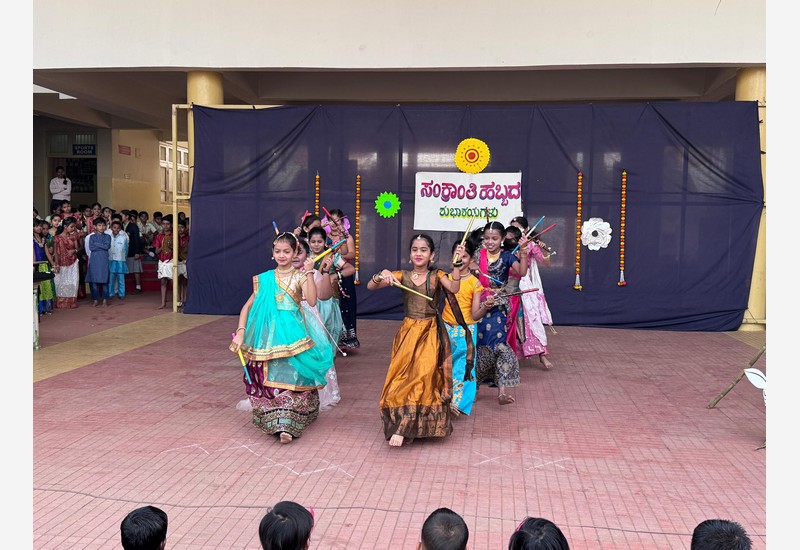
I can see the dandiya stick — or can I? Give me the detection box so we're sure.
[391,281,433,301]
[511,216,547,254]
[231,333,252,384]
[530,223,556,241]
[452,217,476,265]
[272,221,279,235]
[529,215,546,234]
[313,239,346,263]
[496,287,540,298]
[476,269,504,285]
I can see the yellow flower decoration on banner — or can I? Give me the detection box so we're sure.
[375,192,401,218]
[455,138,491,174]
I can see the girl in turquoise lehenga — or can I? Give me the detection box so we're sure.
[230,232,334,444]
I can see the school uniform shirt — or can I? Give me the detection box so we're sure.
[49,176,72,201]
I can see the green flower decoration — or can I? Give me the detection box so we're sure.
[375,191,401,218]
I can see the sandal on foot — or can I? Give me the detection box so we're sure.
[498,394,515,405]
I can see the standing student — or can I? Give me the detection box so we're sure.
[49,165,71,216]
[502,225,525,357]
[120,505,168,550]
[367,234,467,447]
[323,208,360,349]
[441,239,494,417]
[230,232,334,444]
[33,220,56,315]
[52,217,81,309]
[85,217,111,307]
[176,219,190,306]
[470,222,530,405]
[509,216,554,370]
[293,237,342,410]
[152,215,173,309]
[123,209,144,293]
[108,219,129,302]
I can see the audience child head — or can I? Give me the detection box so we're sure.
[690,519,751,550]
[508,517,569,550]
[258,501,314,550]
[418,508,469,550]
[120,505,168,550]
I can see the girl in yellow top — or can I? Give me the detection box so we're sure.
[441,239,495,417]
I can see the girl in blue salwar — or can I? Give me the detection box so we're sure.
[230,232,334,444]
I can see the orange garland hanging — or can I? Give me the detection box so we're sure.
[618,170,627,287]
[574,171,583,290]
[354,174,361,284]
[314,172,321,217]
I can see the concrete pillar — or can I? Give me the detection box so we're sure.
[735,67,766,331]
[186,71,224,193]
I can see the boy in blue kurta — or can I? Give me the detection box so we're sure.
[85,217,111,307]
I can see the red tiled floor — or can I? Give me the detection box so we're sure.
[33,297,766,549]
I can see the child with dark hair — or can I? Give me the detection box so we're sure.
[293,213,321,240]
[177,219,190,306]
[86,217,111,307]
[471,222,531,405]
[53,217,81,308]
[258,501,314,550]
[230,232,334,444]
[33,219,56,314]
[508,517,569,550]
[120,505,168,550]
[367,234,468,447]
[108,219,129,302]
[322,208,360,348]
[153,216,173,309]
[509,216,554,370]
[293,236,342,410]
[419,508,470,550]
[691,519,752,550]
[441,239,492,417]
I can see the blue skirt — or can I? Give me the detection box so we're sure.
[446,322,477,415]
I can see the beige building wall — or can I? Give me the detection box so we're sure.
[33,0,765,71]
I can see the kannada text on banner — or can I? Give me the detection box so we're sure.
[413,172,523,231]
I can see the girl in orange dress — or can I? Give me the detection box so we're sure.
[367,234,468,447]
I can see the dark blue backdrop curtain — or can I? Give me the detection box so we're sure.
[184,102,763,331]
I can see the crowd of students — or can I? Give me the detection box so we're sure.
[33,201,190,312]
[119,503,753,549]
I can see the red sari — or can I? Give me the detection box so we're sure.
[53,231,81,308]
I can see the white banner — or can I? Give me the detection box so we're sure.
[413,172,523,231]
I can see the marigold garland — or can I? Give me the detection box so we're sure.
[618,170,627,287]
[314,172,320,216]
[574,171,583,290]
[354,174,361,284]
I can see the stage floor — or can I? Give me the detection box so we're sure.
[33,291,766,549]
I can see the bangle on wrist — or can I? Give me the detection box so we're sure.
[236,327,245,333]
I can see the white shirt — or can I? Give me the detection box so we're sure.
[49,176,72,201]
